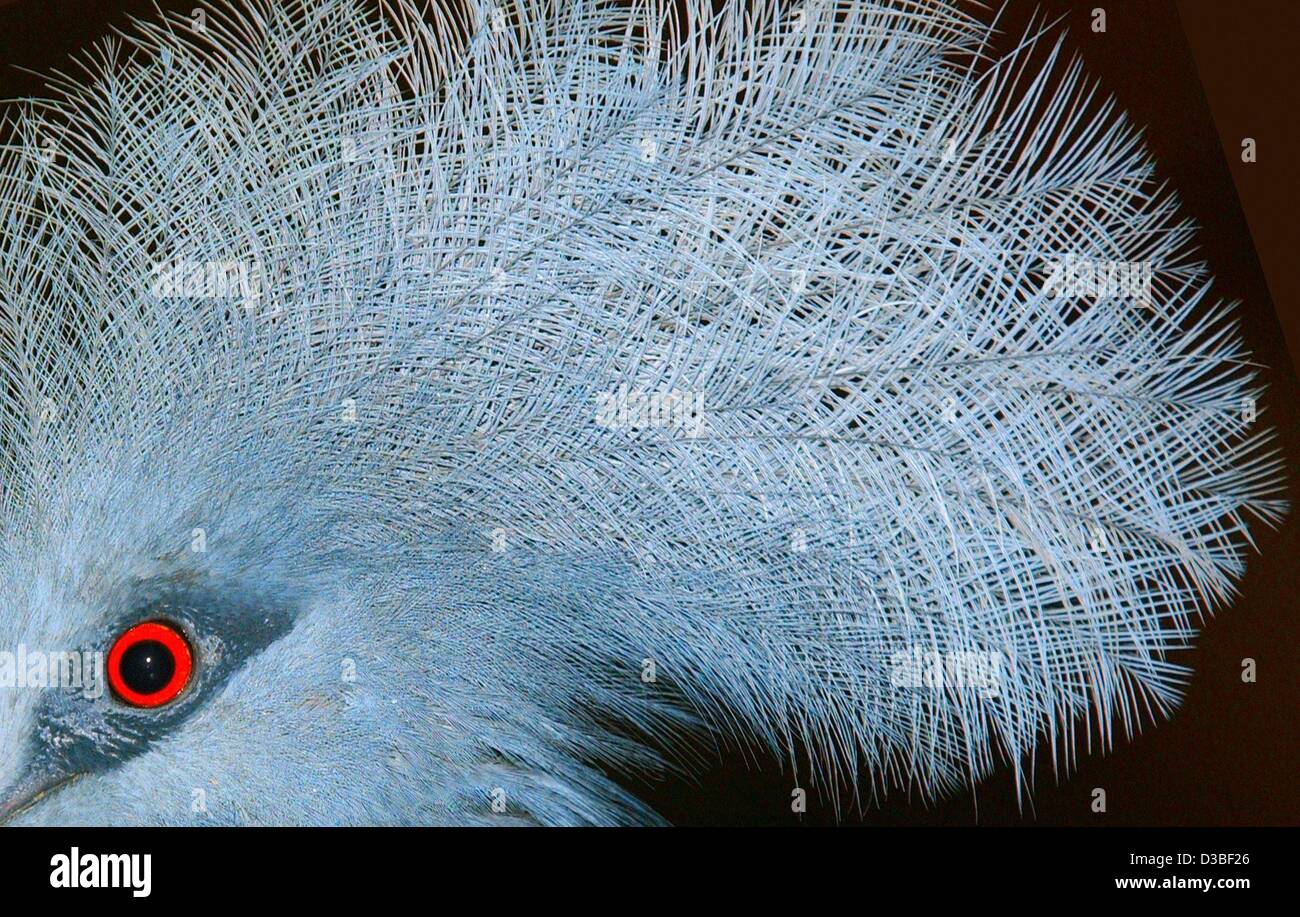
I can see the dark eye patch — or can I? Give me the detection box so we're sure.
[29,574,298,780]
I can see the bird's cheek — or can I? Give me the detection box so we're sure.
[0,691,44,823]
[3,745,195,826]
[0,690,35,778]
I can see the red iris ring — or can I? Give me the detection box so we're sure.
[106,621,193,707]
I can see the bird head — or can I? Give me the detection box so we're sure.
[0,0,1282,825]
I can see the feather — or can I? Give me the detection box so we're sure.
[0,0,1283,823]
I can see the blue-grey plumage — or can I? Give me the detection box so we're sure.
[0,0,1284,825]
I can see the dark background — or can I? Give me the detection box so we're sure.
[0,0,1294,825]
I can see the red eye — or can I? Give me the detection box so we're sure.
[107,621,193,708]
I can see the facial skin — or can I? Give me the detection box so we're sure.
[2,576,289,823]
[5,575,300,818]
[0,506,651,826]
[0,518,460,823]
[1,574,483,824]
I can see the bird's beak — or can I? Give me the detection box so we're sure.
[0,766,76,824]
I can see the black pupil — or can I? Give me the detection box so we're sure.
[119,640,176,695]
